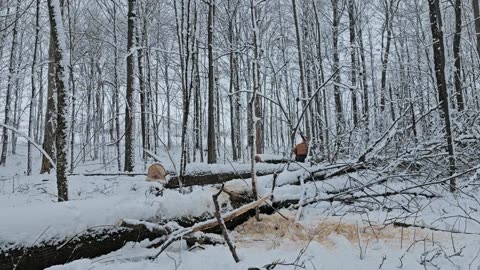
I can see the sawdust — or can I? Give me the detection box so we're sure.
[234,211,434,249]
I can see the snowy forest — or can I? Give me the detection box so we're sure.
[1,0,480,269]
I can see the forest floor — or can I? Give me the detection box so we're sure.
[1,143,480,269]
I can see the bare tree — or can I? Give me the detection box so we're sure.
[124,0,136,172]
[427,0,456,192]
[27,0,41,175]
[0,0,20,166]
[331,0,344,147]
[348,0,359,127]
[207,0,217,164]
[473,0,480,58]
[453,0,464,111]
[47,0,70,201]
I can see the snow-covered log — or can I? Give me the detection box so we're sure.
[166,167,283,188]
[0,226,159,270]
[0,191,266,270]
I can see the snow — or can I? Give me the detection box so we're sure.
[44,214,480,270]
[0,185,231,251]
[3,144,480,269]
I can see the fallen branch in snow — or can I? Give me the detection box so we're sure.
[0,123,56,170]
[117,219,181,235]
[392,221,480,235]
[68,172,148,177]
[213,184,240,262]
[118,220,225,249]
[152,194,272,260]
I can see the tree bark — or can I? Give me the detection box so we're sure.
[453,0,464,111]
[348,0,359,127]
[207,0,217,164]
[427,0,456,192]
[380,0,394,113]
[331,0,344,137]
[27,0,41,175]
[124,0,136,172]
[136,3,147,161]
[47,0,69,201]
[473,0,480,59]
[40,19,59,174]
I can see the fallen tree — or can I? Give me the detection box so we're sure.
[0,190,272,270]
[0,226,158,270]
[166,167,284,188]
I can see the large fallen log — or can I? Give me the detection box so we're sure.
[152,194,272,259]
[0,191,270,270]
[166,167,283,188]
[0,226,158,270]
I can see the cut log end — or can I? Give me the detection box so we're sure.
[146,163,167,184]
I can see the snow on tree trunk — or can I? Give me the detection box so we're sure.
[47,0,70,201]
[124,0,136,172]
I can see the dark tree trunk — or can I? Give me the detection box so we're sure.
[348,0,359,127]
[0,0,20,166]
[40,25,58,174]
[332,0,344,147]
[27,0,41,175]
[453,0,464,111]
[124,0,136,172]
[427,0,456,192]
[473,0,480,58]
[207,0,217,163]
[47,0,69,201]
[380,1,393,113]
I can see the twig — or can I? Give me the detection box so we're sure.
[213,184,240,262]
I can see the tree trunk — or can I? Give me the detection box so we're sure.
[427,0,456,192]
[473,0,480,59]
[292,0,308,138]
[228,0,239,161]
[207,0,217,163]
[0,0,20,166]
[68,1,76,173]
[348,0,359,128]
[453,0,464,111]
[332,0,344,147]
[250,0,260,220]
[124,0,136,172]
[40,20,59,174]
[112,2,121,171]
[136,4,147,161]
[357,10,369,131]
[47,0,69,201]
[27,0,41,175]
[380,1,393,113]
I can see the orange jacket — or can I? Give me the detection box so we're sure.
[293,141,308,156]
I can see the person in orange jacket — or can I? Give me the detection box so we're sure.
[292,137,309,162]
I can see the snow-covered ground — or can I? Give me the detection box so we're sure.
[2,143,480,269]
